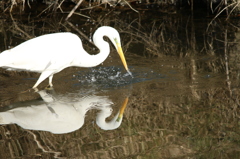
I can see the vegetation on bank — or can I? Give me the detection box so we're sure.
[0,0,239,18]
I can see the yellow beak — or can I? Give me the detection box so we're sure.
[116,43,129,72]
[116,97,129,122]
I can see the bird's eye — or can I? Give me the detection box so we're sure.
[103,36,108,41]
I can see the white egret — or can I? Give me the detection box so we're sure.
[0,26,131,89]
[0,90,128,134]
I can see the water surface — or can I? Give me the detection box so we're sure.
[0,10,240,159]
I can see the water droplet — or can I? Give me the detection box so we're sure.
[91,76,96,82]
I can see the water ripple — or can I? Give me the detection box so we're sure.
[72,66,165,89]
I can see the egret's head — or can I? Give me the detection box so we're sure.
[105,27,131,75]
[94,26,132,76]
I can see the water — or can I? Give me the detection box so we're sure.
[0,10,240,159]
[71,66,164,89]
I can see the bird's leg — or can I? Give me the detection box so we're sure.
[32,87,39,92]
[48,75,53,87]
[20,88,38,94]
[32,71,53,90]
[45,75,54,90]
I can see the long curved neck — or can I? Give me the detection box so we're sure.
[72,38,110,68]
[71,27,112,68]
[96,97,128,130]
[96,110,122,130]
[87,29,111,67]
[90,39,110,67]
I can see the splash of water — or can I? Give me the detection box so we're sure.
[72,66,164,89]
[73,66,132,88]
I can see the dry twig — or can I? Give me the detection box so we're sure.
[65,0,84,21]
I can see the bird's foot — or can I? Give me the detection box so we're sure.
[32,87,39,92]
[45,85,53,90]
[19,87,38,94]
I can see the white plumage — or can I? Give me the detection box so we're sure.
[0,26,131,89]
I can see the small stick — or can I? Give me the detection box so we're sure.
[123,0,139,13]
[65,0,84,21]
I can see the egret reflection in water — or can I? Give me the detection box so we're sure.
[0,90,128,134]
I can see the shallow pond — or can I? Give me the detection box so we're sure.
[0,9,240,158]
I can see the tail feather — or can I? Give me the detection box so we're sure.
[0,50,11,67]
